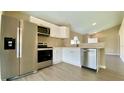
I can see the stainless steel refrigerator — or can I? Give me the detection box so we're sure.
[0,15,37,80]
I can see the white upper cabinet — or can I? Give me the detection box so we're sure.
[30,16,51,27]
[50,25,60,38]
[30,16,70,38]
[51,26,70,38]
[59,26,70,38]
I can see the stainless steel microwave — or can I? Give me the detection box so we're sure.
[38,26,50,36]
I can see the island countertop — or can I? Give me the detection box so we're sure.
[79,42,105,49]
[54,43,105,49]
[53,43,106,72]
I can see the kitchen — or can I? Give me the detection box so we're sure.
[0,11,124,81]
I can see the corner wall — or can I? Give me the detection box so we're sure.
[119,18,124,62]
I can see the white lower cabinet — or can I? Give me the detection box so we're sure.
[62,48,81,67]
[53,48,81,66]
[53,48,62,64]
[53,47,103,71]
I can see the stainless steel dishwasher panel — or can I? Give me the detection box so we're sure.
[81,49,97,70]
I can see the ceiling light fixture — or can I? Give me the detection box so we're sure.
[92,22,96,26]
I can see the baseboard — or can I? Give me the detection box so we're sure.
[105,53,120,56]
[53,61,62,64]
[99,65,106,69]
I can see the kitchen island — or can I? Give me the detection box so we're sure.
[53,43,105,72]
[79,43,106,72]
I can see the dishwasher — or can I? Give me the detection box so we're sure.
[81,49,97,70]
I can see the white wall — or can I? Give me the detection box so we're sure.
[119,18,124,62]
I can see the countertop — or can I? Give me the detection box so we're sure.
[79,43,105,49]
[53,43,105,49]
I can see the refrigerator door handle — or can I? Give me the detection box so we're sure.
[20,27,22,58]
[17,27,20,58]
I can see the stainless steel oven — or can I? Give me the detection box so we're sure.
[37,48,53,69]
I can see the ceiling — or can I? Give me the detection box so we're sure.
[22,11,124,34]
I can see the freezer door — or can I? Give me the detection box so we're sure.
[81,49,97,70]
[1,15,20,80]
[19,20,37,75]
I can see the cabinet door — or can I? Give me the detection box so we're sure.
[53,48,62,64]
[62,48,81,66]
[50,25,60,38]
[62,48,72,64]
[20,20,37,75]
[59,26,69,38]
[50,26,69,38]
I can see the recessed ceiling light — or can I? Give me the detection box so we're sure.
[92,22,96,26]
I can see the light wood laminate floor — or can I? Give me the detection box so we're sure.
[15,55,124,81]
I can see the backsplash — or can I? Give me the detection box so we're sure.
[38,36,64,47]
[38,30,84,47]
